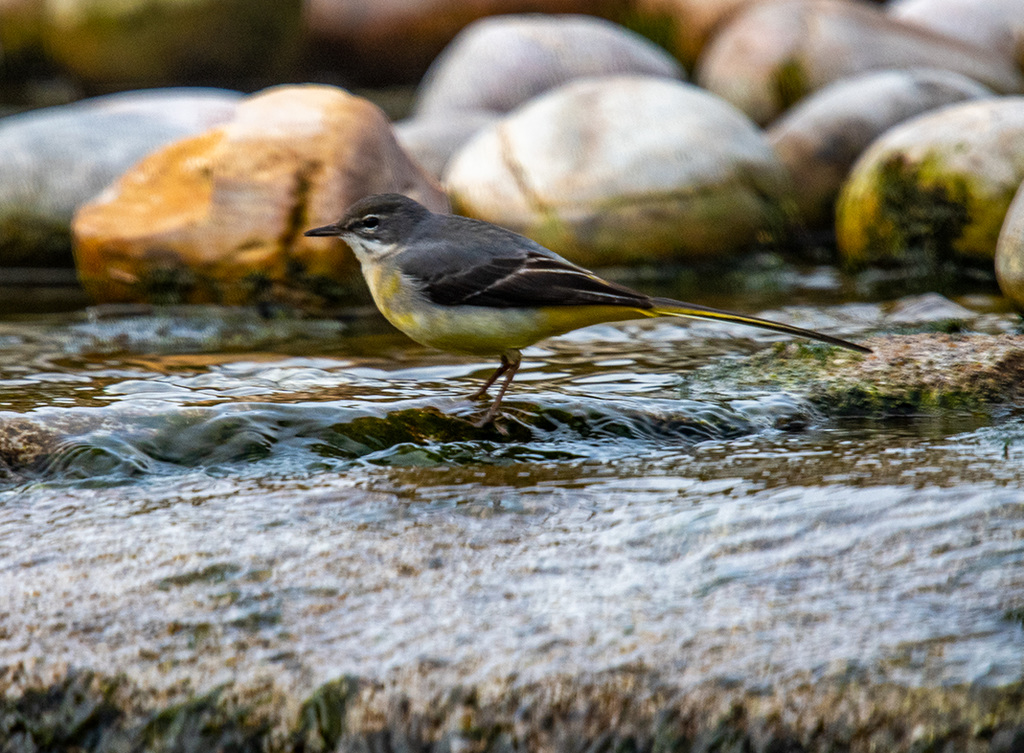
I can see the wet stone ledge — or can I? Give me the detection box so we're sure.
[2,670,1024,753]
[0,396,801,484]
[689,333,1024,417]
[6,333,1024,486]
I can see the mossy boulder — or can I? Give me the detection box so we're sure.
[836,98,1024,270]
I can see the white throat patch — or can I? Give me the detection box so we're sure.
[342,235,397,265]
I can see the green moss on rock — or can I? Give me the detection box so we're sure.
[139,686,270,752]
[43,0,302,90]
[615,8,679,62]
[841,154,972,272]
[875,155,971,264]
[0,214,74,267]
[773,57,809,112]
[690,334,1024,417]
[293,677,359,753]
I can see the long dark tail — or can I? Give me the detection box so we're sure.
[648,297,871,354]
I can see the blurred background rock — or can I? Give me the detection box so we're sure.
[3,0,1024,311]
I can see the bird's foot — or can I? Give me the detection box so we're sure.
[472,407,503,430]
[467,354,519,434]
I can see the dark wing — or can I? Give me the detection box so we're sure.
[398,217,652,310]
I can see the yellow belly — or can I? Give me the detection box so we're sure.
[364,263,645,356]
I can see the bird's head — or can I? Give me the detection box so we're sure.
[304,193,432,264]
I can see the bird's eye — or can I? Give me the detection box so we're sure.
[361,215,380,230]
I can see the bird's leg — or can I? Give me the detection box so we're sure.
[467,354,512,400]
[473,352,521,427]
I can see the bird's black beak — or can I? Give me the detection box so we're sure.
[303,223,341,237]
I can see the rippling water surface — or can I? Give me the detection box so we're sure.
[0,287,1022,701]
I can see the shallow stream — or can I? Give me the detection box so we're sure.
[1,266,1022,741]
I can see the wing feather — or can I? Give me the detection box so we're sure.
[397,217,652,310]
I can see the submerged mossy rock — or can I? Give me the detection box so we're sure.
[41,0,302,91]
[695,333,1024,416]
[696,0,1023,125]
[0,671,279,753]
[72,85,447,311]
[0,393,771,481]
[445,75,795,265]
[0,415,63,476]
[836,98,1024,270]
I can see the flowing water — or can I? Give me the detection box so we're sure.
[0,267,1022,731]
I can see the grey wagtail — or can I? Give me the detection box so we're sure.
[305,193,870,426]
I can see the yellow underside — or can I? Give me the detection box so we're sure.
[390,302,650,355]
[365,259,655,355]
[361,262,818,356]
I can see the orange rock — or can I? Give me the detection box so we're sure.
[73,85,447,310]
